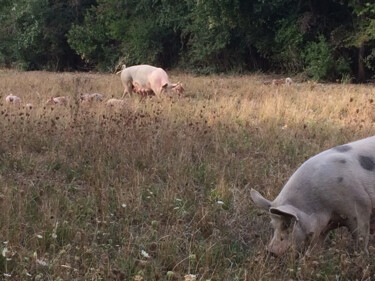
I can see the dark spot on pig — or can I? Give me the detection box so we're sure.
[337,177,343,183]
[335,159,347,164]
[333,145,352,153]
[359,155,375,171]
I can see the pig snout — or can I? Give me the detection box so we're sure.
[266,235,291,256]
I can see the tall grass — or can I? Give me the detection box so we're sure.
[0,69,375,280]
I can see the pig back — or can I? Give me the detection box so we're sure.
[273,138,375,215]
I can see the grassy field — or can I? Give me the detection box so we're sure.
[0,69,375,280]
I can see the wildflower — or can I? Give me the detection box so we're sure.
[189,254,196,261]
[52,233,57,239]
[36,234,43,239]
[184,274,197,281]
[166,271,175,279]
[151,220,159,229]
[3,273,11,278]
[175,198,182,202]
[36,259,48,266]
[121,203,127,208]
[2,248,8,257]
[217,200,224,205]
[141,250,150,259]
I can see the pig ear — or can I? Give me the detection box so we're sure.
[270,205,301,221]
[250,189,271,211]
[270,205,315,234]
[162,83,168,89]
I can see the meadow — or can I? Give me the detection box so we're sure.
[0,69,375,280]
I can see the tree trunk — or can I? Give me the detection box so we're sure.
[357,44,366,83]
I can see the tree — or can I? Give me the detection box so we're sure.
[347,1,375,82]
[0,0,95,70]
[0,0,375,81]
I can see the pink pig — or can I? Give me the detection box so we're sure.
[5,95,21,106]
[117,64,184,98]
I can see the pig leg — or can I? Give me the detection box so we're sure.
[305,214,331,254]
[347,213,370,253]
[355,218,370,254]
[122,81,133,99]
[344,195,371,253]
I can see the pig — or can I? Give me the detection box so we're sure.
[46,96,68,106]
[106,98,125,107]
[271,79,284,86]
[80,93,103,104]
[117,64,184,98]
[263,77,293,86]
[5,95,21,106]
[251,136,375,256]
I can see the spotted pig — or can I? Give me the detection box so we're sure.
[251,136,375,255]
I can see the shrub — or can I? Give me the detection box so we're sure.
[336,56,352,83]
[303,35,334,80]
[271,19,304,72]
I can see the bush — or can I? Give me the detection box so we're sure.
[303,35,334,80]
[336,56,352,83]
[271,19,304,72]
[67,9,120,72]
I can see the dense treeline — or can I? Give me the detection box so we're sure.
[0,0,374,81]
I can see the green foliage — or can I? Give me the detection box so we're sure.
[0,0,375,79]
[303,35,334,80]
[68,8,117,71]
[12,0,51,70]
[183,0,242,72]
[271,18,304,72]
[68,0,184,70]
[0,0,95,70]
[119,17,166,66]
[0,0,16,66]
[364,48,375,71]
[336,56,352,82]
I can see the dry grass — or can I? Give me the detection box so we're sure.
[0,69,375,280]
